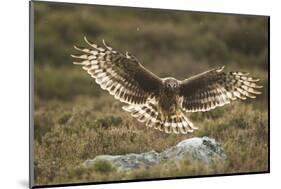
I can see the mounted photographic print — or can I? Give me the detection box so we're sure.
[29,1,269,188]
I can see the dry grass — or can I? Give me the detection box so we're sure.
[34,94,268,186]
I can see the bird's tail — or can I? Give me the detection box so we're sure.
[122,102,198,134]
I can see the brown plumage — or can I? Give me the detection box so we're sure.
[72,37,263,134]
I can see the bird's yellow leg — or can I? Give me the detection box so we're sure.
[160,112,165,122]
[174,100,183,122]
[176,110,181,122]
[158,105,166,122]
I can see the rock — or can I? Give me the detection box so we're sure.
[84,151,160,172]
[161,137,227,164]
[83,136,227,172]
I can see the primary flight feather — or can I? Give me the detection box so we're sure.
[71,37,262,134]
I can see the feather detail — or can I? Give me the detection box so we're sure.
[123,100,197,134]
[180,66,262,112]
[72,37,162,105]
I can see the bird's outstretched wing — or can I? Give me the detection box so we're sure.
[179,66,263,112]
[71,37,162,105]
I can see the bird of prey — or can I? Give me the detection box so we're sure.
[71,37,262,134]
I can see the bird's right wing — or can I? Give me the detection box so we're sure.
[179,66,263,112]
[71,37,163,105]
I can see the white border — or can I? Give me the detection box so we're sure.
[1,0,279,189]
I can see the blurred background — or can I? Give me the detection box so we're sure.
[33,1,268,186]
[34,2,268,102]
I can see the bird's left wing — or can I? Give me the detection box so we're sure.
[71,37,162,105]
[179,66,263,112]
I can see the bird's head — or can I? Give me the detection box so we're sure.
[163,78,180,92]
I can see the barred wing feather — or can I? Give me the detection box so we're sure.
[179,66,263,112]
[71,37,162,105]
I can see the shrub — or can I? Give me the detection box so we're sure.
[95,116,122,129]
[91,159,116,173]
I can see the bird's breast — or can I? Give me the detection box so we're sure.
[158,91,177,115]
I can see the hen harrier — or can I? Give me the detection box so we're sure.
[71,37,262,134]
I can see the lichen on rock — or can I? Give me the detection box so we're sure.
[83,136,227,172]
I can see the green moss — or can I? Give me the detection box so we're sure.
[91,159,116,173]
